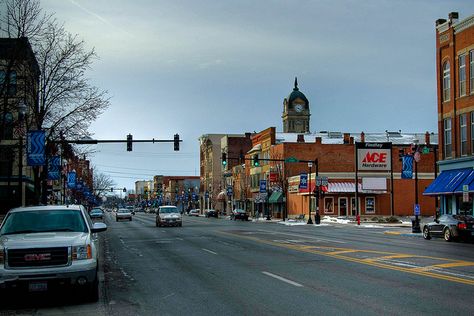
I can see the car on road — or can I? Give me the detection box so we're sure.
[205,209,218,218]
[126,206,135,215]
[156,206,182,227]
[0,205,107,302]
[188,209,200,217]
[89,208,104,220]
[423,214,474,242]
[116,208,132,221]
[231,209,249,221]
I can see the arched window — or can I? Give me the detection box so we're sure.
[3,112,13,140]
[443,61,450,101]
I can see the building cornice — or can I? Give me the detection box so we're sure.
[436,22,449,33]
[454,14,474,33]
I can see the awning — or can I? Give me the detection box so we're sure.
[423,168,472,196]
[454,169,474,193]
[298,182,384,194]
[269,191,283,203]
[217,191,227,201]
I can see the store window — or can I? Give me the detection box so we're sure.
[459,54,466,96]
[471,112,474,155]
[324,197,334,214]
[470,50,474,94]
[444,118,452,158]
[443,61,450,101]
[365,197,375,214]
[460,113,467,156]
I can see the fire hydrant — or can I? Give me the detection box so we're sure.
[356,214,360,226]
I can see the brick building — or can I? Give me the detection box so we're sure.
[423,12,474,215]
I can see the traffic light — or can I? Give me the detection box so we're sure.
[123,187,126,193]
[174,134,180,151]
[127,134,132,151]
[110,187,113,192]
[222,152,227,166]
[253,154,260,167]
[239,150,244,164]
[398,148,404,162]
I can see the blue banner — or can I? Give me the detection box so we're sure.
[259,180,267,193]
[48,156,61,180]
[67,171,76,189]
[299,173,308,189]
[27,130,46,166]
[401,155,414,179]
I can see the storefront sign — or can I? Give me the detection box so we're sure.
[356,142,392,171]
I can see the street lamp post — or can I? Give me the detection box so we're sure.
[315,159,320,225]
[307,162,313,224]
[17,101,27,207]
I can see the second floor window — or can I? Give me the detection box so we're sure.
[459,54,466,96]
[471,51,474,94]
[471,112,474,156]
[0,70,17,96]
[444,118,452,158]
[460,113,467,156]
[443,61,450,101]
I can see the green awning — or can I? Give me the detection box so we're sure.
[268,191,283,203]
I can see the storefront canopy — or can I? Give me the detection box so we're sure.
[454,169,474,193]
[268,191,283,203]
[423,168,473,196]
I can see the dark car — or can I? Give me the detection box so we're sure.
[89,208,104,220]
[423,214,474,242]
[231,209,249,221]
[205,209,218,218]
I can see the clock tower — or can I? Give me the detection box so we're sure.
[282,77,310,133]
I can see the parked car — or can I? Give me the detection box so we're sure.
[188,209,200,217]
[116,208,132,221]
[205,209,218,218]
[156,206,182,227]
[89,208,104,220]
[231,209,249,221]
[423,214,474,241]
[0,205,107,301]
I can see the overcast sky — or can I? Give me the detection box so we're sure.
[40,0,474,192]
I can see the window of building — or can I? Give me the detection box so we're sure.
[2,112,14,140]
[470,50,474,94]
[365,197,375,214]
[324,197,334,214]
[471,112,474,155]
[459,54,466,96]
[0,70,17,96]
[443,61,450,101]
[444,118,452,158]
[460,114,467,156]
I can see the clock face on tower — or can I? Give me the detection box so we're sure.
[294,104,303,112]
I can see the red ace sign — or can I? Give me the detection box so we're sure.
[356,142,392,171]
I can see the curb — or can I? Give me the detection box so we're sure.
[384,231,423,237]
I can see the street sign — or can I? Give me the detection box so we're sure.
[285,157,299,163]
[422,147,430,154]
[463,184,470,202]
[414,204,420,216]
[316,176,328,186]
[299,173,308,189]
[259,180,267,193]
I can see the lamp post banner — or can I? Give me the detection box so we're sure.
[27,130,46,166]
[356,142,392,171]
[48,156,61,180]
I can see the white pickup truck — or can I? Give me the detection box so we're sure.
[0,205,107,301]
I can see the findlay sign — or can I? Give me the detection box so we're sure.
[356,142,392,171]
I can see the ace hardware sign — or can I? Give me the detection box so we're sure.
[356,142,392,171]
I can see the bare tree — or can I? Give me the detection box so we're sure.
[0,0,110,203]
[93,169,116,198]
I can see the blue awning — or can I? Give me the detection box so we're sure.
[423,168,473,196]
[454,169,474,193]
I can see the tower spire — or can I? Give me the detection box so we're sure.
[294,77,299,91]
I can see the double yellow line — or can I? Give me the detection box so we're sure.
[220,231,474,286]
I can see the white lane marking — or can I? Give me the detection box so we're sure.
[262,271,303,287]
[257,229,346,244]
[202,248,218,255]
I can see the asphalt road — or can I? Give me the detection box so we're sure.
[2,212,474,315]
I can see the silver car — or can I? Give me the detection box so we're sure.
[116,208,133,221]
[156,206,182,227]
[0,205,107,301]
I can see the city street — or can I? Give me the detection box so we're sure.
[2,212,474,315]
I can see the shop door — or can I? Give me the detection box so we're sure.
[339,197,348,217]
